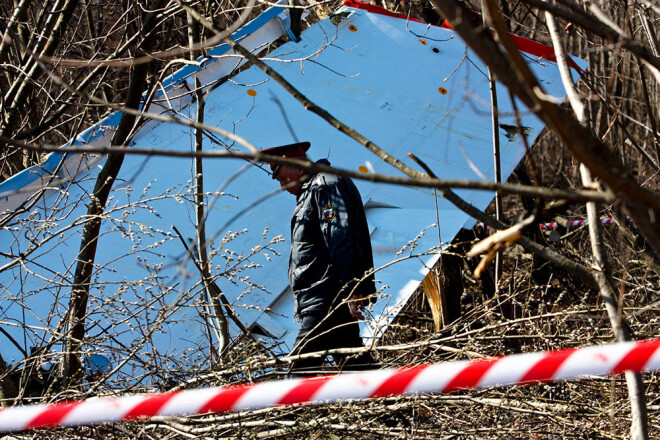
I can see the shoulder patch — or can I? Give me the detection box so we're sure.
[322,204,336,221]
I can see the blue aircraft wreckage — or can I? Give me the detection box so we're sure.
[0,1,585,377]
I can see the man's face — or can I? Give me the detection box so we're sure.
[270,162,306,196]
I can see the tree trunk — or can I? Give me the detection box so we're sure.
[62,0,164,384]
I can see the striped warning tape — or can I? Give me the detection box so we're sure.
[538,216,624,229]
[1,338,658,433]
[477,216,631,231]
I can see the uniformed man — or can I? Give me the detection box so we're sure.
[260,141,377,376]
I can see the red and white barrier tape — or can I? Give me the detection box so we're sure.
[1,339,659,433]
[478,216,631,231]
[538,216,624,229]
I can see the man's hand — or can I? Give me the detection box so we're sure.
[347,296,365,320]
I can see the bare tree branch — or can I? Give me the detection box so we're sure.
[63,0,166,383]
[430,0,660,257]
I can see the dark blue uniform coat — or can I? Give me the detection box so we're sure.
[287,159,377,375]
[288,159,376,319]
